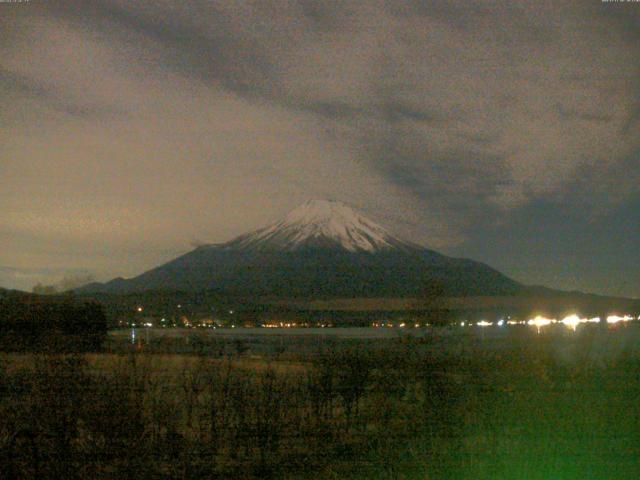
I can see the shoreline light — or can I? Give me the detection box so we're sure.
[527,316,554,329]
[560,314,585,330]
[607,315,633,324]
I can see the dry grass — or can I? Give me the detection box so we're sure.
[2,329,640,479]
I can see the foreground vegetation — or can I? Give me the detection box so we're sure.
[1,326,639,479]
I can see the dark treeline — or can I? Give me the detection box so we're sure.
[0,291,107,352]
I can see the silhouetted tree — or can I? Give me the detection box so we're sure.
[0,294,107,352]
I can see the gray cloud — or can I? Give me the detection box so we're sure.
[0,0,638,295]
[0,266,93,292]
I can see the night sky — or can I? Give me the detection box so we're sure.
[1,1,638,297]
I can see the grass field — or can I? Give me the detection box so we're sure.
[1,323,639,479]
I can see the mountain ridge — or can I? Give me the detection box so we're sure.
[79,200,522,298]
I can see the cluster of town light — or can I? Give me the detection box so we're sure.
[132,304,638,330]
[481,314,637,331]
[371,322,430,328]
[371,314,639,330]
[263,322,321,328]
[524,314,637,330]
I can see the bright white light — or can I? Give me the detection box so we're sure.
[527,316,553,328]
[607,315,633,324]
[477,320,493,327]
[497,319,505,326]
[136,306,143,312]
[560,314,586,330]
[460,321,466,327]
[587,317,601,323]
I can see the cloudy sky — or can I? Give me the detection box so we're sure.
[1,0,638,297]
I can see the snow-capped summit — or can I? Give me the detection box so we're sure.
[223,199,416,253]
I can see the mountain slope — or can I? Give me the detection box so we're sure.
[81,200,522,298]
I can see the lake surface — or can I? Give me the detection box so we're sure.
[112,321,640,361]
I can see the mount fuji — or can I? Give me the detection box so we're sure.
[80,200,522,298]
[223,200,418,253]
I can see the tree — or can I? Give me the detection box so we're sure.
[412,279,451,326]
[0,294,108,352]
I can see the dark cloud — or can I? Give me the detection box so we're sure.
[297,0,353,32]
[46,0,279,99]
[0,66,127,119]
